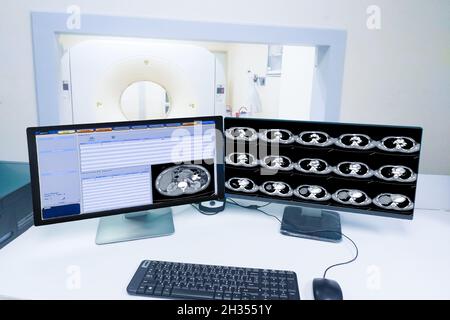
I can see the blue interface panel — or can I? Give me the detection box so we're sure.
[34,121,217,220]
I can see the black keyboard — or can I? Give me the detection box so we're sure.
[127,260,300,300]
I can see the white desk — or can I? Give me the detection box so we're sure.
[0,175,449,300]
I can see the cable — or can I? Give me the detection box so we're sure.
[226,198,271,208]
[191,198,269,216]
[254,207,282,224]
[321,232,359,279]
[226,198,281,223]
[226,198,271,209]
[226,198,359,279]
[254,202,271,208]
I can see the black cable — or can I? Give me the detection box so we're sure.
[321,232,359,279]
[226,198,359,279]
[254,208,283,224]
[226,198,272,210]
[226,198,281,223]
[255,202,271,208]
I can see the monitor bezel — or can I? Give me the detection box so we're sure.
[223,117,423,221]
[27,116,224,226]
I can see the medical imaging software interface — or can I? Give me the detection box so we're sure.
[35,121,218,220]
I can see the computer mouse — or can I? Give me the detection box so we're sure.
[313,278,343,300]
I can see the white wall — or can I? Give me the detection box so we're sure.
[0,0,449,174]
[226,43,281,118]
[278,46,316,120]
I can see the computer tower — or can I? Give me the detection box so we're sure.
[0,161,33,249]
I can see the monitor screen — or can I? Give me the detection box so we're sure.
[27,116,223,225]
[224,117,422,219]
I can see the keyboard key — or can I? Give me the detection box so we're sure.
[153,285,164,296]
[145,285,155,295]
[137,285,146,294]
[171,288,214,300]
[248,293,260,300]
[288,291,298,300]
[162,287,172,296]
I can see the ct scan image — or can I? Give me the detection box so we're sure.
[151,159,215,204]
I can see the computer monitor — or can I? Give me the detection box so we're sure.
[27,116,224,244]
[224,117,422,242]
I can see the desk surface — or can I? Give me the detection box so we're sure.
[0,175,450,300]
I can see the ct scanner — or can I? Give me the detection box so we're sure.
[60,39,227,124]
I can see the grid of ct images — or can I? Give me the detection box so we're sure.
[224,118,422,217]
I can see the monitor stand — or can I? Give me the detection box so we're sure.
[95,207,175,245]
[280,206,342,243]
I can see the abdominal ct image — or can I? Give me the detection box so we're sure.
[151,160,215,203]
